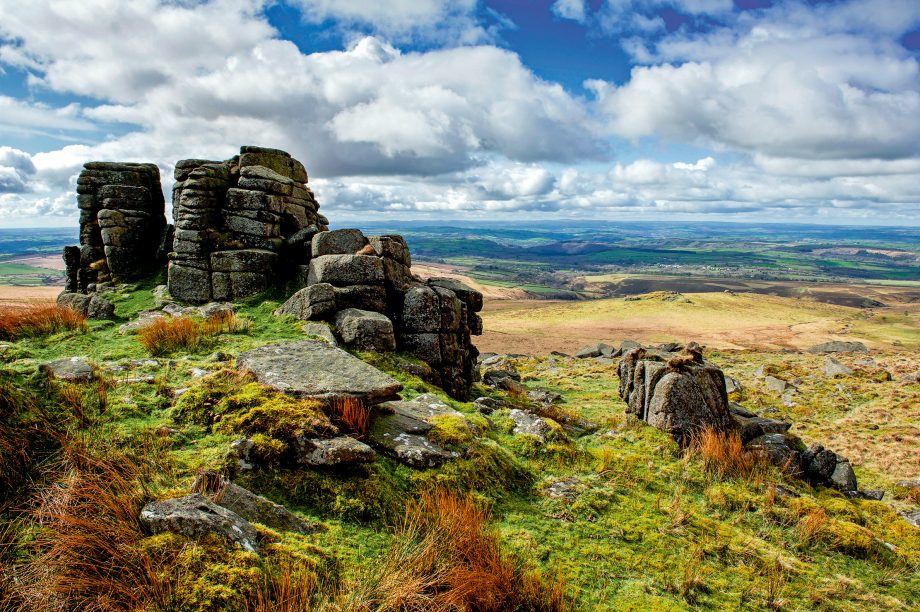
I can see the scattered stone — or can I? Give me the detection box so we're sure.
[509,409,552,441]
[824,357,854,378]
[527,388,563,407]
[230,439,255,471]
[899,372,920,383]
[769,484,800,499]
[473,396,503,414]
[896,477,920,490]
[334,308,396,352]
[747,433,803,473]
[39,357,94,382]
[851,490,884,501]
[295,436,376,466]
[192,473,319,535]
[901,510,920,529]
[764,376,788,393]
[830,460,858,492]
[574,343,613,359]
[140,494,259,553]
[119,310,167,333]
[236,340,402,404]
[545,477,581,502]
[807,341,868,354]
[87,294,116,320]
[724,375,743,395]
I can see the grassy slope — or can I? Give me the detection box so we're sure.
[2,283,918,610]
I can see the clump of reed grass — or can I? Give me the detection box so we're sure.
[0,304,86,341]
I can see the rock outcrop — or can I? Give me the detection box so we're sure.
[168,146,327,302]
[617,344,734,445]
[275,228,483,400]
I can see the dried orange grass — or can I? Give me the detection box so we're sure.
[327,395,371,439]
[690,428,767,481]
[349,489,572,612]
[0,304,86,341]
[137,316,204,356]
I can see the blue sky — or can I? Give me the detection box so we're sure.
[1,0,920,227]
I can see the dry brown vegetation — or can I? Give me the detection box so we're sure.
[346,489,571,611]
[138,316,206,355]
[0,304,86,341]
[327,395,371,439]
[9,441,175,612]
[689,428,768,481]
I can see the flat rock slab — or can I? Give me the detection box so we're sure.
[377,393,461,423]
[236,340,402,404]
[367,428,454,468]
[39,357,94,382]
[295,436,376,466]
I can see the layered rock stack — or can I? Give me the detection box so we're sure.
[67,162,167,291]
[277,228,483,400]
[168,146,328,302]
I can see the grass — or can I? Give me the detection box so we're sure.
[326,395,371,439]
[689,427,768,481]
[0,304,86,341]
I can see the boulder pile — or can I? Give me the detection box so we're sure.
[276,228,483,400]
[617,342,880,498]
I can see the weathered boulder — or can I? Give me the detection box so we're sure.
[140,494,259,552]
[574,343,614,359]
[617,346,734,445]
[56,291,91,315]
[236,340,402,404]
[807,341,868,354]
[311,229,368,257]
[334,308,396,352]
[294,436,376,466]
[800,443,860,492]
[39,357,94,382]
[747,433,803,474]
[304,321,337,345]
[87,294,115,320]
[275,283,335,320]
[831,460,858,492]
[730,411,792,444]
[308,254,384,286]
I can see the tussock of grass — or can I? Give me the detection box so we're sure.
[689,427,768,481]
[326,395,370,439]
[0,304,86,341]
[138,316,207,356]
[346,489,572,611]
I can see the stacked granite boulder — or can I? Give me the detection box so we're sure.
[617,343,878,497]
[168,146,328,302]
[277,228,483,401]
[65,162,167,291]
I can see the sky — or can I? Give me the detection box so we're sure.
[1,0,920,228]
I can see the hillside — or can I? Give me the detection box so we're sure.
[1,277,918,611]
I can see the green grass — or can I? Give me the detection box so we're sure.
[1,282,918,611]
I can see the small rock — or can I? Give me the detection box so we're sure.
[824,357,853,378]
[39,357,94,382]
[87,295,116,320]
[398,359,433,380]
[211,351,231,362]
[574,343,613,359]
[509,409,551,441]
[473,396,503,415]
[724,375,743,395]
[747,433,802,474]
[304,321,338,345]
[295,436,376,466]
[545,477,581,502]
[851,489,884,501]
[830,460,858,492]
[140,494,259,553]
[901,510,920,528]
[764,375,788,393]
[230,439,255,471]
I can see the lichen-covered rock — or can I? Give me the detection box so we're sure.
[311,229,369,257]
[39,357,95,382]
[334,308,396,352]
[236,340,402,404]
[807,341,868,354]
[509,409,552,441]
[294,436,376,466]
[308,254,384,286]
[140,493,259,553]
[191,473,320,535]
